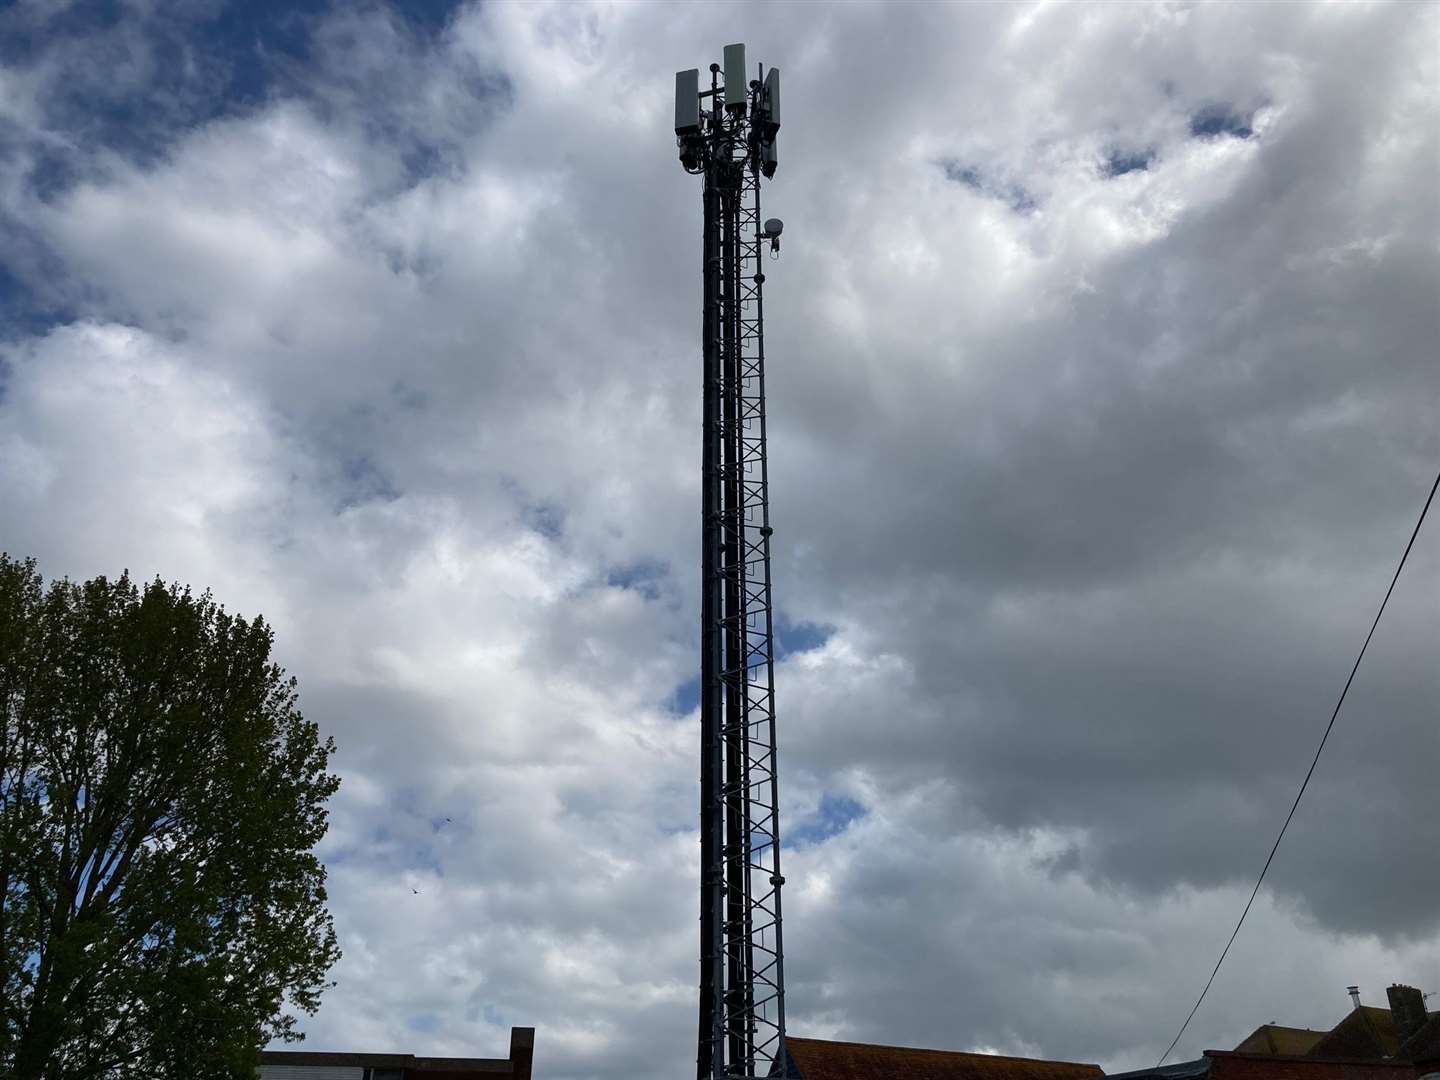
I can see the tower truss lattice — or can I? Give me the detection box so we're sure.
[675,44,789,1080]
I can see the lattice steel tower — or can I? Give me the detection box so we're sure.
[674,44,789,1080]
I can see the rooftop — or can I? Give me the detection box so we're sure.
[258,1026,534,1080]
[782,1036,1104,1080]
[1232,1023,1324,1056]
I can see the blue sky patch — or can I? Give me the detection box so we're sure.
[0,261,46,343]
[500,478,567,540]
[789,793,866,849]
[407,1011,441,1034]
[668,613,829,717]
[775,614,832,660]
[2,2,321,185]
[0,0,480,199]
[1188,103,1254,139]
[606,559,668,601]
[337,455,401,511]
[0,215,85,340]
[181,1,327,109]
[671,674,701,717]
[0,1,510,339]
[939,160,1037,213]
[523,501,565,542]
[1102,149,1155,178]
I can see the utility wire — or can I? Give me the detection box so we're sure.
[1157,466,1440,1068]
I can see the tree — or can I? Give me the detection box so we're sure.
[0,554,341,1079]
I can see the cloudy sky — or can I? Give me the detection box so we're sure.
[2,1,1438,1076]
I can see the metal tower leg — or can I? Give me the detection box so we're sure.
[697,90,725,1080]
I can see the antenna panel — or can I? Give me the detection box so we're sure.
[761,137,777,179]
[724,43,747,112]
[675,68,701,135]
[763,68,780,132]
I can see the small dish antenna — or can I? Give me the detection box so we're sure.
[762,218,784,255]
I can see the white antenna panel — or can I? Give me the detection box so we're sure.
[724,43,747,112]
[675,68,700,135]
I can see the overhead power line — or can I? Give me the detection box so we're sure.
[1157,465,1440,1068]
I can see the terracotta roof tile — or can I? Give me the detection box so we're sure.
[1398,1012,1440,1063]
[1232,1024,1324,1055]
[784,1037,1103,1080]
[1307,1006,1398,1059]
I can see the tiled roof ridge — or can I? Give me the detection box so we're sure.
[1255,1023,1318,1032]
[785,1036,1099,1067]
[1398,1011,1440,1059]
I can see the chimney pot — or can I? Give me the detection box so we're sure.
[1349,986,1363,1009]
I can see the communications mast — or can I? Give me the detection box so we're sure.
[675,45,789,1080]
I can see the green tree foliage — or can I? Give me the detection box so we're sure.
[0,554,341,1079]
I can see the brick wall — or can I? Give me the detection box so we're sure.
[1207,1050,1416,1080]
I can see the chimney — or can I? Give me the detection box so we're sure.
[1349,986,1363,1010]
[509,1026,536,1080]
[1389,984,1428,1045]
